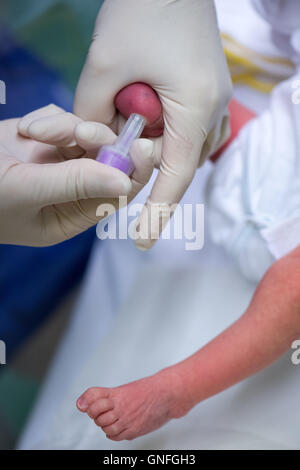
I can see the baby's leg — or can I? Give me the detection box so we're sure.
[77,87,290,442]
[77,245,300,441]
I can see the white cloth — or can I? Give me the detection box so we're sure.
[252,0,300,34]
[252,0,300,63]
[207,73,300,282]
[207,0,300,282]
[19,166,300,450]
[216,0,286,57]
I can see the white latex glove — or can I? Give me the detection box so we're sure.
[74,0,232,250]
[0,104,154,246]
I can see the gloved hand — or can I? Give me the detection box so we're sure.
[0,104,154,246]
[74,0,232,250]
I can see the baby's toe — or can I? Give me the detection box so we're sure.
[95,410,118,427]
[107,430,133,442]
[77,387,110,412]
[88,399,114,419]
[102,421,125,438]
[107,434,123,442]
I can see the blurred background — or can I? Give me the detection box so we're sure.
[0,0,105,449]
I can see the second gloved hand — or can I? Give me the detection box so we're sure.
[0,104,154,246]
[74,0,232,250]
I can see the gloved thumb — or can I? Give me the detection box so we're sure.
[135,106,206,251]
[9,158,132,208]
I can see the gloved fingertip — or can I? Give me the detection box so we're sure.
[121,176,133,194]
[75,122,97,141]
[131,139,154,160]
[17,117,30,137]
[134,237,156,251]
[133,201,165,251]
[27,120,48,140]
[98,167,132,195]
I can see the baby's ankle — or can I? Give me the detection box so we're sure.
[157,366,193,420]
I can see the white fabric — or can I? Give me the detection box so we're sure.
[216,0,284,57]
[19,0,300,450]
[208,0,300,283]
[252,0,300,35]
[261,216,300,259]
[19,165,300,450]
[252,0,300,63]
[207,69,300,283]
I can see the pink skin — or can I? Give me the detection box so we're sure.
[115,84,255,161]
[77,86,300,441]
[76,371,183,441]
[77,246,300,441]
[115,83,164,138]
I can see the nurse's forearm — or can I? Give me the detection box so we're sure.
[164,246,300,417]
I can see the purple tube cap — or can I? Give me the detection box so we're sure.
[97,146,135,176]
[96,114,146,176]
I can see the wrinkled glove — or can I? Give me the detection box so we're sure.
[0,104,154,246]
[74,0,232,250]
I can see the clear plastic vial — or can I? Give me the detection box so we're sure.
[97,113,146,175]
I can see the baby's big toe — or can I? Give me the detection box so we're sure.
[77,387,110,412]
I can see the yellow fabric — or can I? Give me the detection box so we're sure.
[222,32,296,93]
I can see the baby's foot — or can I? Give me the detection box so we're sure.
[76,369,188,441]
[115,83,164,138]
